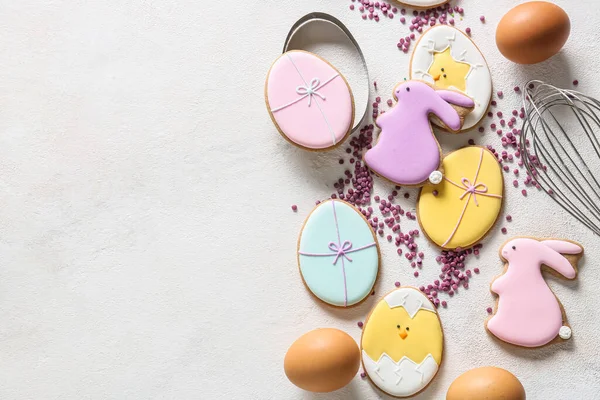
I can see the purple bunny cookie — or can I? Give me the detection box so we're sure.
[364,81,474,186]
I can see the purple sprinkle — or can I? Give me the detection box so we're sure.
[501,227,507,234]
[573,80,579,86]
[395,281,401,287]
[358,321,363,328]
[486,307,493,314]
[506,215,512,222]
[291,205,298,211]
[480,16,485,22]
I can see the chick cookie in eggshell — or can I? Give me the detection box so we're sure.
[410,25,492,131]
[361,287,444,398]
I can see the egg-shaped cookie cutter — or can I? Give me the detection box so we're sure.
[265,13,370,150]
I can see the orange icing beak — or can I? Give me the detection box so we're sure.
[399,331,408,340]
[433,74,441,81]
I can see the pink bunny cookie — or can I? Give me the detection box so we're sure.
[486,237,584,347]
[364,81,474,186]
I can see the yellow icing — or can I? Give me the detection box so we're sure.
[427,48,471,92]
[362,293,443,365]
[418,146,503,249]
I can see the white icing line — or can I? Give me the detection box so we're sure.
[394,366,402,385]
[374,365,385,381]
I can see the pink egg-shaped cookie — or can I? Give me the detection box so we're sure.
[265,50,354,150]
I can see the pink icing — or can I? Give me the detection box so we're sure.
[488,238,582,347]
[364,81,474,185]
[267,51,353,149]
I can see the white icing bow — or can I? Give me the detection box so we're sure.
[296,78,326,107]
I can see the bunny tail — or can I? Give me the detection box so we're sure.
[559,326,572,340]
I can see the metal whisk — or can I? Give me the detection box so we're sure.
[520,80,600,235]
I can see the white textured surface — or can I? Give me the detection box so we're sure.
[0,1,599,399]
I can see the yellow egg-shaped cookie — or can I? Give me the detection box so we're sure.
[418,146,503,249]
[361,287,443,398]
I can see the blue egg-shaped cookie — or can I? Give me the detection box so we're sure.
[297,199,380,307]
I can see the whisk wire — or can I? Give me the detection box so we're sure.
[520,80,600,236]
[546,109,600,210]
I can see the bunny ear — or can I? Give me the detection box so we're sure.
[436,90,475,108]
[539,240,580,279]
[542,240,583,255]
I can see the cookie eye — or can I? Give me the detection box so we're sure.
[512,246,516,250]
[406,87,410,92]
[441,68,445,72]
[397,325,401,329]
[406,327,410,331]
[443,74,447,78]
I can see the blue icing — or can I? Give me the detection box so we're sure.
[298,200,379,306]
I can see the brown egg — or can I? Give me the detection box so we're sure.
[496,1,570,64]
[447,367,526,400]
[284,328,360,392]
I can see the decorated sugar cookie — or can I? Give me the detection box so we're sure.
[364,80,474,186]
[410,25,492,131]
[487,238,583,348]
[297,199,379,307]
[417,146,503,249]
[361,287,443,398]
[265,50,354,150]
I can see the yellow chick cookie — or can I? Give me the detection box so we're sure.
[427,48,471,92]
[361,287,444,398]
